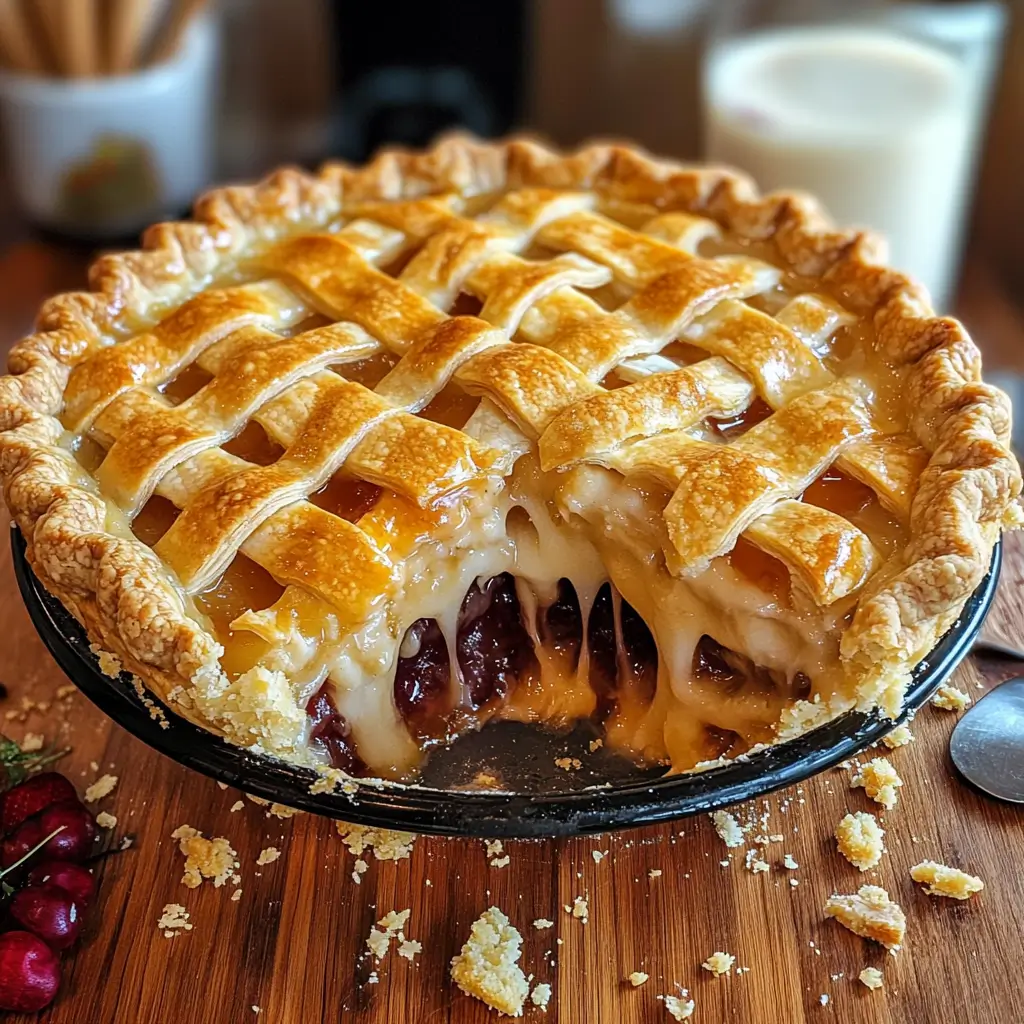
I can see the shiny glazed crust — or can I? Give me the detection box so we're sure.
[1,134,1020,758]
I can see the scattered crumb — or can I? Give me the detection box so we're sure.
[95,811,117,830]
[859,967,884,991]
[56,684,76,699]
[365,909,412,961]
[230,800,245,812]
[554,757,582,771]
[485,839,504,858]
[592,850,607,864]
[932,684,971,712]
[711,810,746,848]
[663,991,695,1020]
[910,860,984,900]
[744,849,769,874]
[851,758,903,809]
[337,823,416,861]
[20,733,44,752]
[472,771,501,788]
[882,724,914,749]
[531,982,552,1010]
[84,773,118,803]
[648,869,663,879]
[398,939,422,961]
[825,885,906,950]
[231,888,242,902]
[567,895,589,924]
[490,855,511,869]
[783,854,799,870]
[267,803,300,819]
[533,919,555,930]
[589,738,604,752]
[157,903,192,937]
[819,994,830,1007]
[835,811,885,871]
[171,825,238,889]
[702,951,736,976]
[450,907,529,1017]
[628,972,649,987]
[256,847,280,866]
[309,766,358,796]
[90,644,123,678]
[119,836,133,850]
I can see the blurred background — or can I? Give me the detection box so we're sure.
[0,0,1022,419]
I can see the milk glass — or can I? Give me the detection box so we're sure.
[702,1,1005,310]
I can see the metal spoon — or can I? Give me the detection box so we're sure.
[949,676,1024,803]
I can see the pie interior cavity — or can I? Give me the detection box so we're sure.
[1,136,1019,781]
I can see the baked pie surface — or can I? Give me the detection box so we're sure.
[1,136,1019,780]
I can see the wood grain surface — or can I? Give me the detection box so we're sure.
[1,252,1023,1024]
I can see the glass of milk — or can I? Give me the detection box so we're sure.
[702,1,1005,310]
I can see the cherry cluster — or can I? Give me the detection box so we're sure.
[0,772,100,1012]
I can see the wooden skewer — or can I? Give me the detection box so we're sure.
[29,0,71,75]
[0,0,46,73]
[147,0,206,66]
[107,0,155,74]
[65,0,98,76]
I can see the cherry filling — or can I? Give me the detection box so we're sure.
[587,583,659,717]
[457,573,537,708]
[306,683,367,774]
[394,618,452,734]
[692,634,785,694]
[542,578,583,652]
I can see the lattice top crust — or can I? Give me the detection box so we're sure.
[1,135,1019,771]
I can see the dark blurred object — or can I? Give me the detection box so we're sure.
[331,1,527,162]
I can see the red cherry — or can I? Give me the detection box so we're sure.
[26,860,97,908]
[1,800,97,868]
[0,931,60,1012]
[9,883,81,950]
[0,773,78,836]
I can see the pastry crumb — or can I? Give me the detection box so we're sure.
[531,982,552,1010]
[90,644,123,678]
[157,903,192,937]
[366,909,411,961]
[592,849,607,864]
[702,951,735,976]
[835,811,885,871]
[662,991,695,1020]
[567,895,589,924]
[533,918,554,930]
[337,823,416,861]
[932,684,971,712]
[398,938,422,961]
[309,766,358,796]
[910,860,984,899]
[783,854,799,870]
[231,888,242,902]
[589,738,603,752]
[882,724,914,749]
[256,847,280,866]
[628,971,649,987]
[450,907,529,1017]
[825,885,906,950]
[84,773,118,803]
[851,758,903,809]
[230,800,244,812]
[20,733,44,752]
[554,756,582,771]
[859,967,883,990]
[96,811,117,829]
[171,825,238,889]
[711,810,745,848]
[648,868,663,879]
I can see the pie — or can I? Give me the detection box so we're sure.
[1,136,1019,780]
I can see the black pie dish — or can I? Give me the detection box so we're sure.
[11,525,1000,838]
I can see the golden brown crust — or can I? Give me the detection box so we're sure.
[2,132,1019,752]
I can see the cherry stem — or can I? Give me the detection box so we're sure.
[0,825,66,879]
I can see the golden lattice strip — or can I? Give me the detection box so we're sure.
[259,234,445,352]
[776,294,855,355]
[743,500,879,607]
[62,281,308,432]
[662,385,874,573]
[152,446,392,620]
[239,503,394,626]
[684,300,833,407]
[538,356,754,470]
[154,378,396,590]
[457,345,600,437]
[95,323,376,513]
[837,436,929,520]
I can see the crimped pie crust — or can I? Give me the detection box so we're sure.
[1,134,1020,767]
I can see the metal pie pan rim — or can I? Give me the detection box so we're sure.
[11,526,999,837]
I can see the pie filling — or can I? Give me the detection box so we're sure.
[155,443,901,781]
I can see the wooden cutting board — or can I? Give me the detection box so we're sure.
[2,517,1023,1024]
